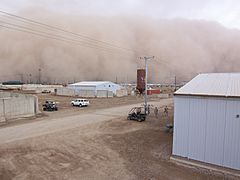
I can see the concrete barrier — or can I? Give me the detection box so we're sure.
[76,90,95,98]
[96,90,113,98]
[0,84,63,93]
[107,91,113,98]
[157,94,170,98]
[56,87,76,96]
[116,89,128,97]
[0,100,4,122]
[0,92,38,122]
[56,88,96,97]
[56,88,115,98]
[22,84,63,93]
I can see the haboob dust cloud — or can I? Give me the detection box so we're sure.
[0,8,240,84]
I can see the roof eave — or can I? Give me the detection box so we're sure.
[174,93,240,99]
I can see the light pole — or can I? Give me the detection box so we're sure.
[29,74,32,84]
[38,68,41,84]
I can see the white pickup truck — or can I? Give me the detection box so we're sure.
[71,99,90,107]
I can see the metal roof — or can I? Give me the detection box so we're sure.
[175,73,240,98]
[69,81,115,87]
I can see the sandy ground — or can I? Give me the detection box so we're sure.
[37,94,161,118]
[0,96,236,180]
[1,94,156,128]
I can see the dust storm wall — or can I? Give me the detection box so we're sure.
[1,10,240,83]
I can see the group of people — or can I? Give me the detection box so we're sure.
[154,106,169,118]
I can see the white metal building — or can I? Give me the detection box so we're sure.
[68,81,122,95]
[173,73,240,170]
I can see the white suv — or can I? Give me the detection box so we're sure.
[71,99,90,107]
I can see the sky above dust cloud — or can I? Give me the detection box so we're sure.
[0,0,240,84]
[1,0,240,29]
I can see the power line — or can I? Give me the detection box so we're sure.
[0,10,137,53]
[0,24,132,56]
[0,21,127,53]
[0,12,132,52]
[154,58,171,68]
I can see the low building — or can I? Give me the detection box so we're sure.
[173,73,240,171]
[68,81,124,97]
[0,84,63,93]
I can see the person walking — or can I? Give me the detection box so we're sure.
[164,106,169,117]
[154,107,159,118]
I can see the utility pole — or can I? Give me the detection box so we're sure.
[29,74,32,84]
[174,75,177,91]
[18,74,24,83]
[38,68,41,84]
[139,56,154,114]
[20,74,24,83]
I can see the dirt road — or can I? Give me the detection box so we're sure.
[0,100,170,144]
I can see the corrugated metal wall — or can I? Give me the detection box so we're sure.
[173,97,190,157]
[0,100,4,122]
[173,96,240,170]
[224,100,240,170]
[188,98,207,161]
[205,99,226,166]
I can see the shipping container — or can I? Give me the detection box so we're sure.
[147,89,161,95]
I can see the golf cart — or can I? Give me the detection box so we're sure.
[43,100,58,111]
[127,107,146,122]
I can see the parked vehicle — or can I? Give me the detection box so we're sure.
[71,99,90,107]
[42,89,51,93]
[127,107,146,122]
[43,101,58,111]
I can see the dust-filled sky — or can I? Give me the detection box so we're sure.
[0,0,240,84]
[2,0,240,29]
